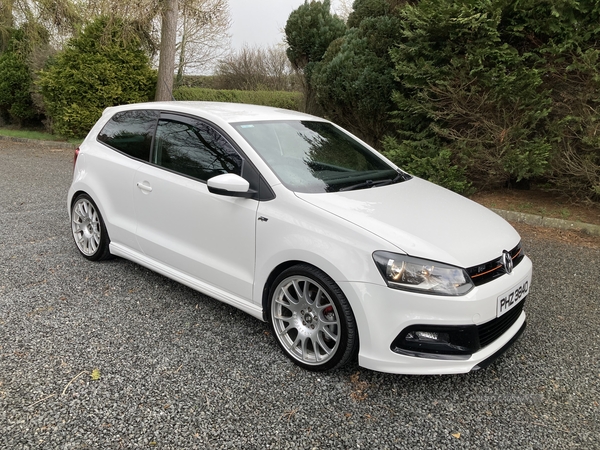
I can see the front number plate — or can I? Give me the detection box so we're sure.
[497,275,530,317]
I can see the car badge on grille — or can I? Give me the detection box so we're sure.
[502,250,514,274]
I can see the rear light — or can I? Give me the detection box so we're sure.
[73,147,80,172]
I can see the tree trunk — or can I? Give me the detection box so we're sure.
[155,0,178,101]
[176,14,187,86]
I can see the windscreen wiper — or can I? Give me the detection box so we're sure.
[339,173,406,192]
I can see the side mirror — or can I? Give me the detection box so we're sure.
[207,173,256,198]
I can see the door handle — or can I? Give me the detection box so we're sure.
[136,181,153,193]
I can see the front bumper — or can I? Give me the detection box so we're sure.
[339,255,532,375]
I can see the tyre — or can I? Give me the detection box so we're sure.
[268,264,358,371]
[71,194,111,261]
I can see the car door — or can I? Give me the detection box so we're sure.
[92,109,159,251]
[133,113,259,302]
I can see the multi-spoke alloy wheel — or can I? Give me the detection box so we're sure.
[71,194,111,261]
[269,265,357,371]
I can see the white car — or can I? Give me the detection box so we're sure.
[68,102,532,374]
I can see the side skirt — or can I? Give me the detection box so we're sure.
[110,242,265,321]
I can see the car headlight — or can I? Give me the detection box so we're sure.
[373,251,474,296]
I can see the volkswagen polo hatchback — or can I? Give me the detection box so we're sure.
[68,102,532,374]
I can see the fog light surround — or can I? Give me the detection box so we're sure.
[391,324,480,358]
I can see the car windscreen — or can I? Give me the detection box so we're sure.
[232,120,407,193]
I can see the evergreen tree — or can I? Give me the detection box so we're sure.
[383,0,600,197]
[312,0,403,146]
[0,25,48,125]
[38,17,156,138]
[285,0,346,113]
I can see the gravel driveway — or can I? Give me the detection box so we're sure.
[1,140,598,449]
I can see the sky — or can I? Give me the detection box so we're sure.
[227,0,344,50]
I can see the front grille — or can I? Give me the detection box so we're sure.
[467,242,524,286]
[477,299,525,348]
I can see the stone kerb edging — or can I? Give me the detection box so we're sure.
[492,208,600,237]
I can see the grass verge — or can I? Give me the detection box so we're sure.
[0,128,81,145]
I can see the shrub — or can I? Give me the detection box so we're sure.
[178,75,219,89]
[511,0,600,201]
[173,87,303,111]
[311,6,403,147]
[38,17,156,138]
[381,0,600,199]
[285,0,346,75]
[381,136,473,195]
[291,0,600,199]
[285,0,346,113]
[0,28,40,125]
[0,52,34,124]
[383,0,553,192]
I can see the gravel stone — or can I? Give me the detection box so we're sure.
[0,141,598,449]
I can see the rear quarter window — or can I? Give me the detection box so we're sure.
[97,110,159,160]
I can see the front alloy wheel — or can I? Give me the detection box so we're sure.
[269,265,357,371]
[71,194,111,261]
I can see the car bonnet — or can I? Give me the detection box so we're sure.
[294,177,521,268]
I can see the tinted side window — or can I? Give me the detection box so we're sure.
[153,119,243,182]
[97,110,158,160]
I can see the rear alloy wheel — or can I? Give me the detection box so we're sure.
[71,194,111,261]
[269,264,358,371]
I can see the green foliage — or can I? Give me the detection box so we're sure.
[0,27,41,124]
[504,0,600,201]
[386,0,553,190]
[285,0,346,73]
[37,17,156,138]
[346,0,403,28]
[380,0,600,199]
[173,87,303,111]
[312,9,403,146]
[551,108,600,200]
[0,51,34,123]
[285,0,346,112]
[382,135,473,195]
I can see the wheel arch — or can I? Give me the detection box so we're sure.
[260,259,358,326]
[261,259,353,322]
[70,191,113,261]
[68,188,103,218]
[257,245,377,324]
[261,260,309,321]
[263,260,360,370]
[69,189,90,212]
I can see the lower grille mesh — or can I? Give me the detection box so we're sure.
[478,299,525,348]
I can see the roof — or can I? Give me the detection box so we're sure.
[103,101,323,125]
